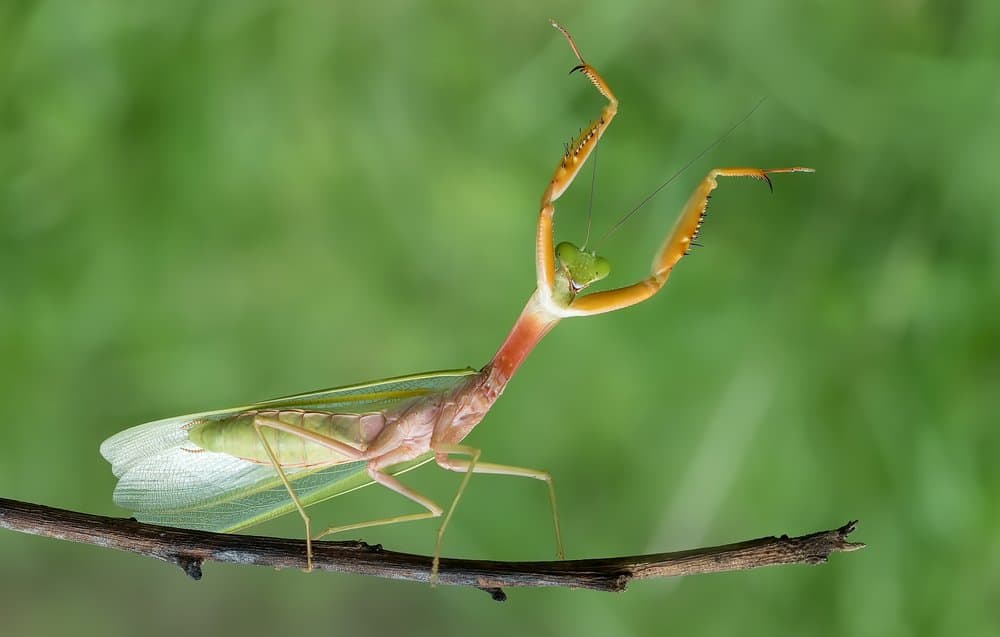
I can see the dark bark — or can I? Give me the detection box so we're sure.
[0,498,863,600]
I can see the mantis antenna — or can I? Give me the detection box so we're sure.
[597,97,770,246]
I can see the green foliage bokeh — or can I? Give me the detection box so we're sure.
[2,2,997,635]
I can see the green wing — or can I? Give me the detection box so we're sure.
[100,368,476,532]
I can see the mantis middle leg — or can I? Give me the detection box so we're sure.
[430,443,564,581]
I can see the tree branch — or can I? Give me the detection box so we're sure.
[0,498,863,600]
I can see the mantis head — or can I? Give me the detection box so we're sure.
[556,241,611,292]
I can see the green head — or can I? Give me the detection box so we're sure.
[556,241,611,292]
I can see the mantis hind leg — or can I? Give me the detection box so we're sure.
[253,416,447,577]
[251,420,316,572]
[252,414,367,572]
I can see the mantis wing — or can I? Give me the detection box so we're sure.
[100,368,476,532]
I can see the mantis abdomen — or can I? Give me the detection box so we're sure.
[187,409,388,467]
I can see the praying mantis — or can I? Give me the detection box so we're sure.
[100,21,813,581]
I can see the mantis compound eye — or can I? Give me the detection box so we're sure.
[555,241,578,266]
[591,255,611,281]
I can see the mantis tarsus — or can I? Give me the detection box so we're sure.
[101,21,813,581]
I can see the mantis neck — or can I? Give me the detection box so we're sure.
[487,291,561,383]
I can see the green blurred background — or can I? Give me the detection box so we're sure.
[2,1,997,635]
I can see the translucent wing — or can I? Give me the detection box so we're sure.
[101,368,476,532]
